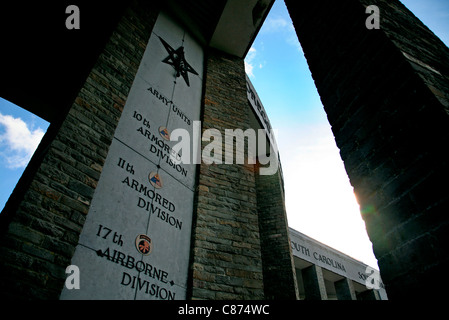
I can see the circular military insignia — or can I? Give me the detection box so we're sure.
[149,172,163,189]
[159,126,170,141]
[135,234,153,255]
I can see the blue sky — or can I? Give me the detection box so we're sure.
[1,0,448,268]
[0,98,48,210]
[244,0,449,268]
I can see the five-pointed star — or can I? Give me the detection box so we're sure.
[158,36,198,87]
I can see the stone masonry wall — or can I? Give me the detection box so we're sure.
[285,0,449,299]
[0,0,160,299]
[256,167,299,299]
[189,49,265,299]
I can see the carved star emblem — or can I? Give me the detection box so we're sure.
[158,36,198,87]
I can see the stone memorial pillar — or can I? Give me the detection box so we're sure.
[60,9,204,300]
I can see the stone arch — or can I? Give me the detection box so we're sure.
[0,0,447,300]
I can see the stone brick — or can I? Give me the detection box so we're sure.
[256,169,299,299]
[189,50,265,300]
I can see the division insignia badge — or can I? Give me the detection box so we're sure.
[149,172,163,189]
[159,126,170,141]
[135,234,153,255]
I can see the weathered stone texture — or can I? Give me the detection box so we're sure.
[0,0,160,299]
[285,0,449,299]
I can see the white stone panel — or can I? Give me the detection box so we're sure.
[61,11,203,300]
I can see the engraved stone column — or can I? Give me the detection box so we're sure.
[60,10,204,300]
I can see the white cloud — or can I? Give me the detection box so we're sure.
[0,113,45,169]
[262,17,288,32]
[261,15,303,52]
[245,61,255,78]
[245,47,257,78]
[286,24,303,53]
